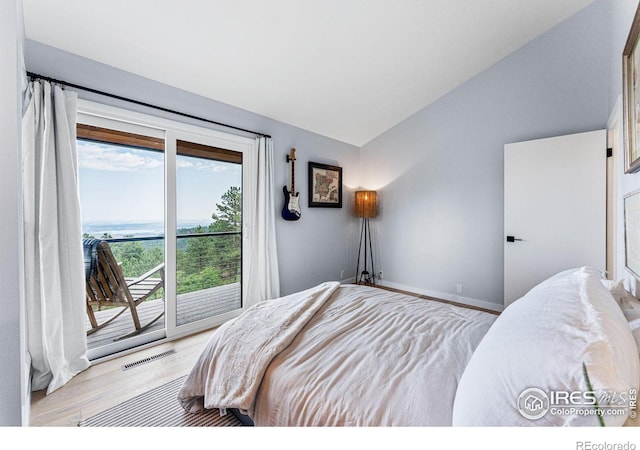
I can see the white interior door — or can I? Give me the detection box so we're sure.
[504,130,606,307]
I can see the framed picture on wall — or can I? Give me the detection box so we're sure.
[623,2,640,173]
[624,189,640,280]
[308,161,342,208]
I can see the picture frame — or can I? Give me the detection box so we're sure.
[623,2,640,173]
[624,188,640,280]
[308,161,342,208]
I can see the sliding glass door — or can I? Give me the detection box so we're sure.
[78,102,254,359]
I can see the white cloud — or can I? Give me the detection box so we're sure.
[176,159,194,169]
[177,156,229,173]
[78,141,232,173]
[77,141,163,172]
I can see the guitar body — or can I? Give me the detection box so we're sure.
[282,148,301,221]
[282,186,301,221]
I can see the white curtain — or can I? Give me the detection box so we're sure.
[22,80,90,394]
[244,136,280,307]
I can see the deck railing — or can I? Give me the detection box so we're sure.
[102,231,241,296]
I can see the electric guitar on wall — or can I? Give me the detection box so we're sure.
[282,148,301,221]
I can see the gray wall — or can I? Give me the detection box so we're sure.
[0,0,26,426]
[360,0,611,308]
[24,40,361,297]
[609,0,637,113]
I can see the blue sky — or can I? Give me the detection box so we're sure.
[77,140,241,226]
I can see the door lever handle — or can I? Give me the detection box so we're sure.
[506,236,523,242]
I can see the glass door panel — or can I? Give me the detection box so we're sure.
[175,139,242,327]
[77,122,166,358]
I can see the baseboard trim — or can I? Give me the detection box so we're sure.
[376,279,504,313]
[339,277,357,284]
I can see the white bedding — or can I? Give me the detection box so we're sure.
[178,283,497,426]
[178,281,340,416]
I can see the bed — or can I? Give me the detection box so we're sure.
[178,267,640,426]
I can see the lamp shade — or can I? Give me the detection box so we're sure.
[355,190,377,218]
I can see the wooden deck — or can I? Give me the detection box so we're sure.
[86,282,241,349]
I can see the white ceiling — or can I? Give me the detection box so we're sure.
[22,0,596,146]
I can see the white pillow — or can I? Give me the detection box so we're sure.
[452,267,640,426]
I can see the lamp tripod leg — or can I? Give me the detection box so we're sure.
[356,217,365,284]
[367,218,375,286]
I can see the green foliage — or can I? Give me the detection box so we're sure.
[111,241,164,278]
[178,230,214,276]
[177,267,222,295]
[108,241,165,301]
[84,232,113,239]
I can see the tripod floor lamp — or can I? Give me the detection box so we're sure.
[355,190,377,285]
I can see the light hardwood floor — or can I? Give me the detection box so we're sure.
[30,329,215,427]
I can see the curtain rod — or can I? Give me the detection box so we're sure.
[26,71,272,139]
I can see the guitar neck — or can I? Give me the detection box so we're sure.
[289,149,296,194]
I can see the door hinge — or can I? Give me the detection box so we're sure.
[607,148,613,158]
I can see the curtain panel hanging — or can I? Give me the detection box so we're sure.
[22,80,90,394]
[244,137,280,306]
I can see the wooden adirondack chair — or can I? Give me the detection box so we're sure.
[84,239,165,341]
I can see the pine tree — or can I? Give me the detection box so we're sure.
[208,186,241,282]
[209,186,241,232]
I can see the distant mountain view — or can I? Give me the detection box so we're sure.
[82,220,207,239]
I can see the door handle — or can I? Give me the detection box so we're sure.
[506,236,523,242]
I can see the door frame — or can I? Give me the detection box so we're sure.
[606,95,622,281]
